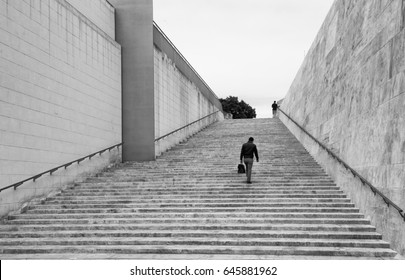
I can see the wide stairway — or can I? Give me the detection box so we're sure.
[0,118,397,259]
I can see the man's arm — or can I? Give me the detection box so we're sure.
[240,145,244,163]
[254,146,259,162]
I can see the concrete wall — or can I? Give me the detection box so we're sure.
[110,0,155,162]
[153,24,223,156]
[0,0,121,217]
[65,0,115,39]
[280,0,405,255]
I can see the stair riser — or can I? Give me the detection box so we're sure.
[44,198,352,204]
[0,247,396,258]
[8,213,366,220]
[53,194,348,200]
[0,240,391,248]
[24,208,361,214]
[86,179,337,184]
[64,187,341,192]
[0,225,376,232]
[0,232,383,240]
[29,203,357,210]
[6,218,371,225]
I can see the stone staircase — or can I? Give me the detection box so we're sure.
[0,118,397,259]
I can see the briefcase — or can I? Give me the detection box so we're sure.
[238,163,245,173]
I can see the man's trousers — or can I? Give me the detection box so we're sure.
[244,158,254,183]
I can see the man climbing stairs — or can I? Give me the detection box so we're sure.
[0,118,398,259]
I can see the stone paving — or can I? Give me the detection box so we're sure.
[0,118,398,259]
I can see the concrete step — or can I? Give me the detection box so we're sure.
[0,223,377,232]
[86,176,336,181]
[24,207,362,214]
[7,212,366,220]
[62,185,342,191]
[0,253,395,260]
[0,229,383,240]
[0,245,396,258]
[101,172,332,177]
[84,179,337,186]
[49,194,348,201]
[69,185,339,191]
[68,183,339,188]
[59,190,343,197]
[0,237,391,249]
[28,202,357,209]
[6,217,371,225]
[43,198,353,205]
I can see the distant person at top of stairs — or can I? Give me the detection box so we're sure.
[272,101,279,117]
[240,137,259,184]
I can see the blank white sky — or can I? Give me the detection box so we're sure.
[153,0,335,118]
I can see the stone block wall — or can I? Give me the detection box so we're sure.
[280,0,405,255]
[0,0,121,217]
[153,25,223,156]
[65,0,115,39]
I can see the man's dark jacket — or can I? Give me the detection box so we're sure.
[240,141,259,161]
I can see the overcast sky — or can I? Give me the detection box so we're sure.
[153,0,335,118]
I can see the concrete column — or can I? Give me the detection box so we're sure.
[110,0,155,161]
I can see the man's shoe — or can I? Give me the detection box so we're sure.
[247,181,252,184]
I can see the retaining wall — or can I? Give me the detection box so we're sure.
[280,0,405,255]
[0,0,121,217]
